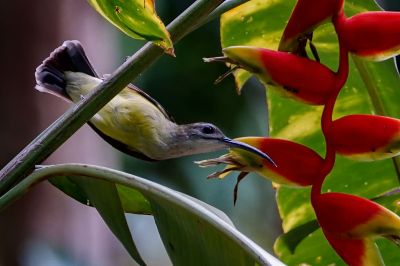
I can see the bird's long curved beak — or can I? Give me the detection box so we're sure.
[221,137,277,167]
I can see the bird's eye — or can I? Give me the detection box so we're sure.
[202,126,215,134]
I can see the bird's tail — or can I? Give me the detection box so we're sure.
[34,40,98,101]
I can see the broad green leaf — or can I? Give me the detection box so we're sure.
[273,220,319,256]
[69,177,146,265]
[0,164,284,266]
[50,175,147,265]
[50,176,152,214]
[88,0,173,54]
[116,185,152,214]
[221,0,400,264]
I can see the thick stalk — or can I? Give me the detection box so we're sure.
[195,0,248,29]
[0,0,226,196]
[311,12,349,202]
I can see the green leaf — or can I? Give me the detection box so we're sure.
[373,188,400,216]
[50,175,152,214]
[69,177,146,265]
[274,220,319,256]
[0,164,284,266]
[221,0,400,264]
[87,0,173,54]
[50,174,147,265]
[116,185,152,214]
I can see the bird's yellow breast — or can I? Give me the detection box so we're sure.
[64,72,175,158]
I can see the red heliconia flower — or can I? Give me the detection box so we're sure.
[313,192,400,265]
[221,46,337,105]
[196,137,324,204]
[326,114,400,161]
[337,11,400,61]
[279,0,344,55]
[196,137,324,186]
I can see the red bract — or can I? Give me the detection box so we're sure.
[337,11,400,61]
[209,1,400,262]
[196,137,324,187]
[279,0,344,54]
[314,192,400,265]
[324,232,383,266]
[327,114,400,161]
[222,46,337,105]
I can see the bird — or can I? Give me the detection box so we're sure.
[34,40,275,163]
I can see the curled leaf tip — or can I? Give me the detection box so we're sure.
[165,47,175,57]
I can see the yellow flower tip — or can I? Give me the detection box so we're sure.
[222,46,263,71]
[271,182,280,190]
[222,46,258,59]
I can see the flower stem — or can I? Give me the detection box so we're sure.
[311,12,349,202]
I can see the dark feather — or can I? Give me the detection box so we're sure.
[35,40,98,100]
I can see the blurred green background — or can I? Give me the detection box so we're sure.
[0,0,398,265]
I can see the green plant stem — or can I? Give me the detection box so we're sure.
[0,0,228,196]
[352,56,400,183]
[311,12,349,201]
[352,57,387,115]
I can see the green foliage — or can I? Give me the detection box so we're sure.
[0,164,284,266]
[87,0,173,53]
[221,0,400,264]
[70,177,146,265]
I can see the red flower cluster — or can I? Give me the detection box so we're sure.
[202,0,400,264]
[281,1,400,264]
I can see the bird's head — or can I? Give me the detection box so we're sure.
[173,123,275,164]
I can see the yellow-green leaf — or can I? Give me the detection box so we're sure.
[88,0,173,54]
